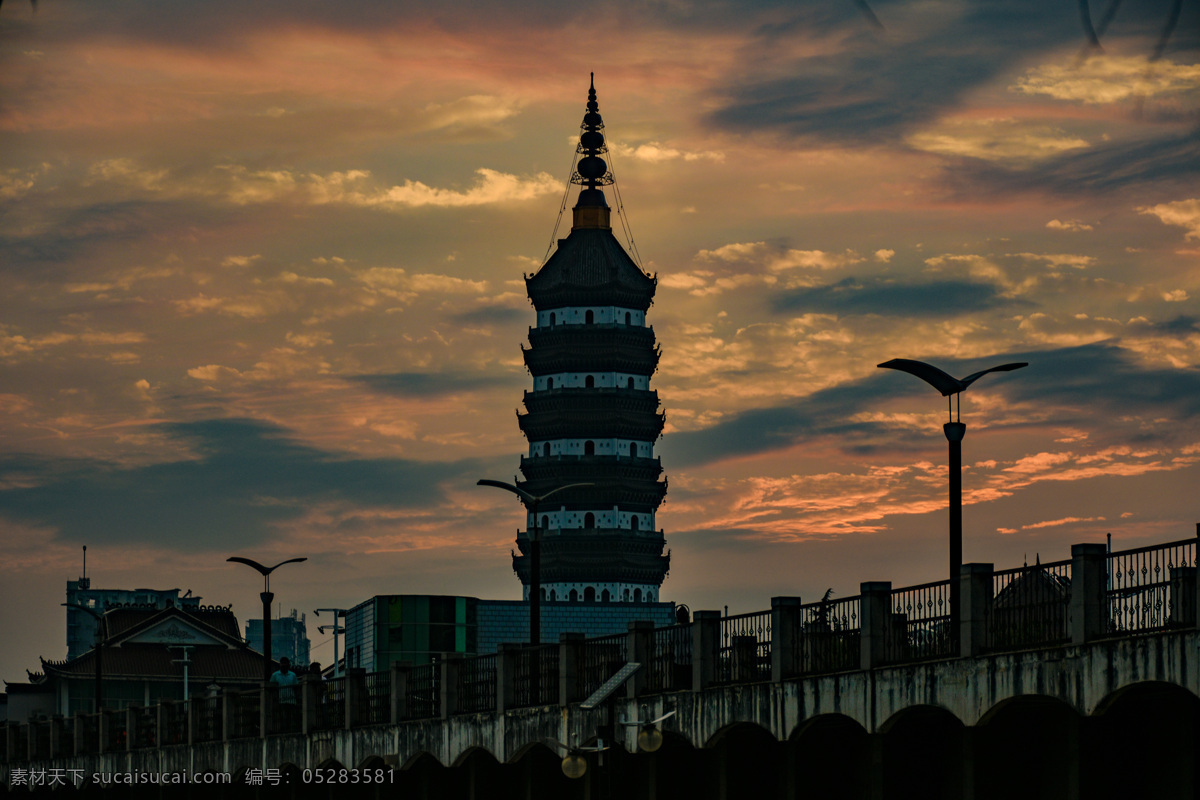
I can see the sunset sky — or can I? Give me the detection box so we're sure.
[2,0,1198,682]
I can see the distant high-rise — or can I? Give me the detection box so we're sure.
[246,609,310,666]
[514,78,670,605]
[65,578,201,660]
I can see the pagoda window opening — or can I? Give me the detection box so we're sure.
[627,377,634,390]
[546,377,554,390]
[543,443,550,457]
[585,512,595,528]
[585,440,595,455]
[569,589,579,602]
[586,375,595,388]
[625,311,631,325]
[585,587,596,603]
[541,588,548,600]
[549,312,556,326]
[540,515,549,530]
[586,310,594,324]
[602,589,611,603]
[634,588,643,602]
[629,442,637,457]
[631,516,639,531]
[550,590,557,601]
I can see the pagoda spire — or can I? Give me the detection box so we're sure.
[571,73,614,229]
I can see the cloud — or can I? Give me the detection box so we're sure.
[771,277,1012,317]
[874,249,895,263]
[1046,219,1093,232]
[1011,57,1200,105]
[610,141,725,163]
[0,419,477,548]
[1140,198,1200,240]
[907,118,1090,163]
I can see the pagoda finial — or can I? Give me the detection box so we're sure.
[571,74,613,229]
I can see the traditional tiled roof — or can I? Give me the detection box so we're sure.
[526,229,656,310]
[40,645,265,682]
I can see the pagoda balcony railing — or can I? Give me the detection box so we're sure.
[522,387,660,414]
[520,453,661,469]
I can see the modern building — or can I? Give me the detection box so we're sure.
[514,78,671,608]
[246,608,311,667]
[342,594,675,671]
[66,577,202,660]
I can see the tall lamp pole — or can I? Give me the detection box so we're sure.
[477,480,593,647]
[314,608,347,677]
[877,358,1027,645]
[227,556,308,683]
[62,603,105,712]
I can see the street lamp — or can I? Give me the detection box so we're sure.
[62,603,104,712]
[877,358,1027,643]
[226,556,308,682]
[314,608,347,677]
[476,479,593,647]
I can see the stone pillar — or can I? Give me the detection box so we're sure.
[860,582,892,670]
[959,563,994,657]
[496,644,518,712]
[344,668,366,729]
[627,620,654,699]
[390,662,410,723]
[1169,566,1197,628]
[557,633,585,707]
[220,692,234,743]
[439,654,461,720]
[1070,543,1107,645]
[300,677,317,734]
[692,611,721,691]
[771,596,802,681]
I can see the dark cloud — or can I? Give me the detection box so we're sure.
[354,371,524,397]
[940,128,1200,197]
[450,305,527,327]
[0,418,478,549]
[771,276,1015,316]
[661,343,1200,468]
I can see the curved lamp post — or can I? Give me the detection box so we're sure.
[877,358,1027,643]
[227,556,308,682]
[476,480,593,647]
[62,603,104,711]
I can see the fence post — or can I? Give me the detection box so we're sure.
[860,582,892,670]
[390,662,410,723]
[771,597,802,682]
[496,644,515,712]
[558,633,585,707]
[1169,566,1197,628]
[300,676,316,734]
[343,668,364,729]
[220,691,233,743]
[960,563,994,657]
[97,712,109,754]
[626,621,654,699]
[440,654,461,720]
[1070,543,1107,644]
[126,706,136,752]
[692,611,721,691]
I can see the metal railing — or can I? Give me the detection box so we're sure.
[989,559,1072,651]
[104,710,127,753]
[579,632,626,699]
[131,706,156,748]
[191,695,220,743]
[161,701,188,746]
[363,671,392,725]
[514,646,560,707]
[229,690,260,739]
[716,611,771,684]
[316,677,345,730]
[404,662,441,721]
[458,654,497,714]
[1106,538,1196,635]
[885,580,954,664]
[801,595,861,673]
[647,623,692,693]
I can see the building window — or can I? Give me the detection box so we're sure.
[586,374,595,388]
[625,311,631,325]
[631,516,639,532]
[602,589,611,603]
[546,377,554,390]
[585,310,594,324]
[629,442,636,457]
[585,512,595,528]
[569,589,579,602]
[627,377,634,389]
[584,440,595,456]
[585,587,596,603]
[543,443,550,457]
[634,588,642,602]
[549,312,556,326]
[550,590,556,601]
[540,515,548,529]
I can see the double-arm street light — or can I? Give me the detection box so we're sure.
[477,479,593,647]
[62,603,104,712]
[877,358,1027,641]
[227,556,308,682]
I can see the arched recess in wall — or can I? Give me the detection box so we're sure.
[451,746,504,797]
[585,310,594,324]
[786,714,868,800]
[704,722,782,800]
[1088,681,1200,800]
[584,440,595,455]
[585,587,596,602]
[878,705,966,797]
[585,512,595,528]
[972,695,1079,799]
[586,374,595,388]
[507,741,575,797]
[397,752,450,799]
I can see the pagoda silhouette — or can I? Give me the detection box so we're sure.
[513,77,670,605]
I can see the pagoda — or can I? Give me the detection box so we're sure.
[513,78,670,605]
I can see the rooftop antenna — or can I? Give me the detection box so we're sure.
[81,545,90,589]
